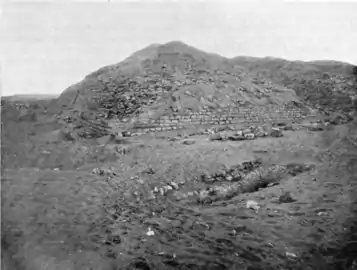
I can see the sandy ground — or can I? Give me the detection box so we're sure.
[1,123,357,270]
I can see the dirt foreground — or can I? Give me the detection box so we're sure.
[1,123,357,270]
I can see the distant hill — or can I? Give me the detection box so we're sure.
[232,57,356,76]
[1,94,58,102]
[1,94,58,124]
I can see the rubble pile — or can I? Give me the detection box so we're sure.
[55,42,305,138]
[54,42,355,138]
[101,158,314,204]
[209,125,282,141]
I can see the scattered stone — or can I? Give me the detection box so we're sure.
[242,128,252,135]
[209,133,226,141]
[207,124,294,141]
[241,159,262,172]
[116,146,130,155]
[137,179,145,184]
[283,125,294,131]
[92,167,116,176]
[146,227,155,236]
[329,113,352,125]
[198,190,210,198]
[201,173,215,183]
[182,139,196,145]
[122,131,131,137]
[286,163,315,176]
[307,124,324,131]
[278,191,296,203]
[143,167,155,175]
[202,128,214,135]
[216,168,227,177]
[285,252,297,258]
[244,133,255,140]
[267,182,279,187]
[246,200,260,211]
[169,182,179,190]
[225,175,233,181]
[254,126,268,137]
[149,160,312,207]
[270,128,283,138]
[174,193,188,200]
[228,134,245,141]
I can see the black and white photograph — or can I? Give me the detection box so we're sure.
[1,0,357,269]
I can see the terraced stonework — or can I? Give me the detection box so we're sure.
[109,102,316,135]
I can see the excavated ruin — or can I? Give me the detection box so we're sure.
[53,42,320,139]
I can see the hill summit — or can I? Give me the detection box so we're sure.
[52,41,356,138]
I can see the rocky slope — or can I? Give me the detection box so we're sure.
[232,57,357,113]
[50,41,356,138]
[51,42,300,137]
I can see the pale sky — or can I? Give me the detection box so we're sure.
[1,0,357,96]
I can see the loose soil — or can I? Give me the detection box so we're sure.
[1,123,357,270]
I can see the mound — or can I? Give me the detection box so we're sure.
[232,57,357,113]
[53,41,310,138]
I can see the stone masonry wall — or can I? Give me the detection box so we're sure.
[109,103,317,135]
